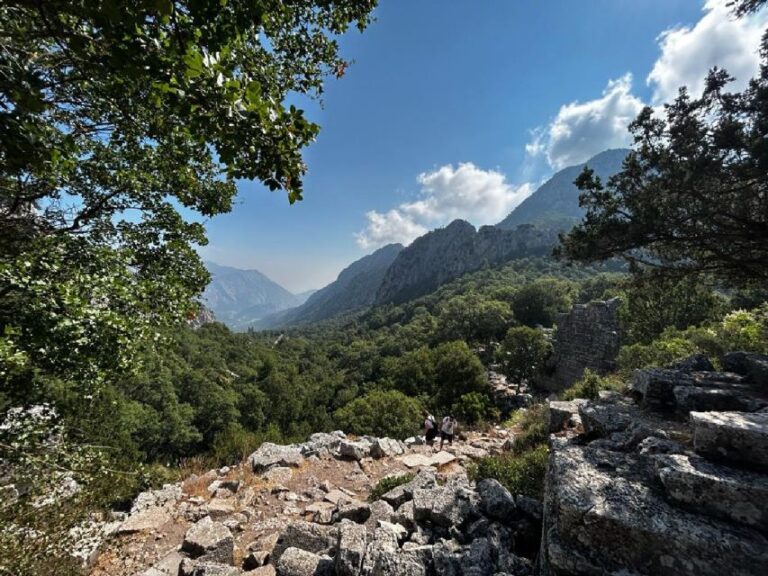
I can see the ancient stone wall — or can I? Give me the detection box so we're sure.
[539,297,621,391]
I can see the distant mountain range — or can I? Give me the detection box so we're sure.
[206,149,629,330]
[255,243,403,329]
[497,148,627,230]
[202,262,305,330]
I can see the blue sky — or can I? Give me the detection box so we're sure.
[199,0,767,292]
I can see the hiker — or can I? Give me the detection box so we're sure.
[439,414,457,450]
[423,410,437,446]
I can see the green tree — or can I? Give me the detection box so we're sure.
[333,390,422,439]
[559,40,768,288]
[496,326,552,390]
[620,275,725,344]
[431,341,488,410]
[511,279,574,327]
[0,0,378,404]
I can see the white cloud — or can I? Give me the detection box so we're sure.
[648,0,768,105]
[527,74,645,170]
[356,163,534,249]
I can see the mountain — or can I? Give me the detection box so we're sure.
[256,243,403,329]
[203,262,301,329]
[375,220,559,305]
[496,148,628,230]
[294,289,318,305]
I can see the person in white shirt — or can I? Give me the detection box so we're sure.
[440,414,457,450]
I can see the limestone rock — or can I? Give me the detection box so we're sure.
[335,520,367,576]
[691,410,768,470]
[276,547,332,576]
[655,453,768,531]
[335,499,371,523]
[723,352,768,385]
[673,385,763,413]
[412,485,477,528]
[117,507,171,534]
[250,443,304,472]
[578,399,633,437]
[130,484,182,514]
[338,439,371,461]
[242,550,270,570]
[668,354,715,373]
[476,478,516,522]
[181,516,234,564]
[178,558,241,576]
[271,521,335,564]
[541,442,768,575]
[380,470,437,508]
[630,368,694,410]
[548,400,585,433]
[370,437,405,459]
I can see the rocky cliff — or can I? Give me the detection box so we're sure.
[496,149,628,230]
[375,221,559,305]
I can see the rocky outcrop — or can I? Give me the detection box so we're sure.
[542,356,768,576]
[539,298,622,391]
[375,220,559,305]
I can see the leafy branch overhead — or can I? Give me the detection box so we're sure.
[558,35,768,287]
[0,0,377,390]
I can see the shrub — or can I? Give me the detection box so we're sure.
[506,404,549,455]
[720,306,768,354]
[561,369,624,400]
[368,473,415,502]
[451,392,498,425]
[496,326,552,389]
[617,332,700,372]
[334,390,422,439]
[469,444,549,499]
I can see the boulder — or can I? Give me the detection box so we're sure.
[366,499,395,528]
[691,410,768,470]
[335,500,371,524]
[723,352,768,385]
[276,547,332,576]
[178,559,241,576]
[370,551,427,576]
[578,399,633,438]
[380,470,436,508]
[459,537,494,576]
[117,507,171,534]
[655,453,768,531]
[301,433,343,457]
[130,484,182,514]
[364,524,400,573]
[271,521,335,564]
[668,354,715,373]
[370,437,405,459]
[338,440,371,461]
[541,441,768,575]
[673,385,764,413]
[181,517,234,564]
[548,400,585,433]
[250,443,304,472]
[412,485,477,528]
[242,550,270,571]
[630,368,693,410]
[476,478,516,522]
[335,520,367,576]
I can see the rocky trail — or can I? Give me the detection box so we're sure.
[89,428,518,576]
[83,352,768,576]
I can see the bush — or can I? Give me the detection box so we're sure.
[334,390,422,439]
[469,444,549,498]
[506,404,549,455]
[720,306,768,354]
[368,473,415,502]
[561,369,623,400]
[451,392,498,425]
[495,326,552,389]
[617,332,701,372]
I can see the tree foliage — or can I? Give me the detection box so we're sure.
[0,0,377,405]
[559,40,768,287]
[496,326,552,389]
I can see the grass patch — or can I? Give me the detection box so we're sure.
[469,444,549,499]
[560,369,624,401]
[368,473,415,502]
[505,404,549,455]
